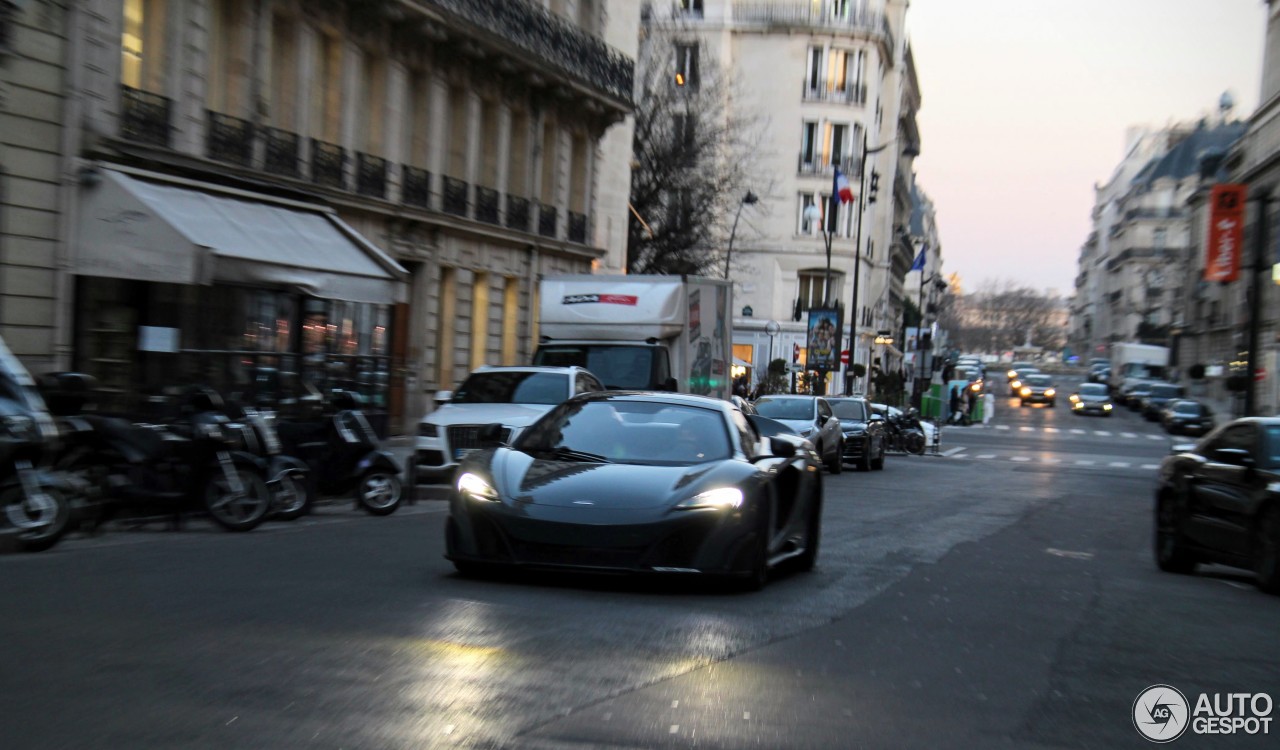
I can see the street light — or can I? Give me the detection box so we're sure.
[724,190,759,280]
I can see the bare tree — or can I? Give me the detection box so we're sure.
[627,17,762,275]
[947,279,1066,354]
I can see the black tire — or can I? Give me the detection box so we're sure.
[356,470,402,516]
[1155,491,1197,574]
[1253,505,1280,595]
[270,473,312,521]
[796,491,822,573]
[826,439,844,474]
[856,442,871,472]
[738,495,773,592]
[2,484,73,553]
[903,431,925,455]
[205,465,271,531]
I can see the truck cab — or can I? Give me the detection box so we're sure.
[532,342,677,391]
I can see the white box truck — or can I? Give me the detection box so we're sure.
[1109,342,1170,401]
[533,274,733,400]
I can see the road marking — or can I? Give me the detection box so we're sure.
[1042,457,1061,464]
[1121,432,1137,439]
[1046,548,1094,560]
[1044,427,1060,433]
[995,425,1010,430]
[672,700,679,708]
[942,447,966,457]
[670,725,680,734]
[1076,460,1095,466]
[1141,464,1159,470]
[1070,429,1086,434]
[977,454,996,459]
[744,712,751,721]
[1146,435,1166,441]
[1109,462,1130,468]
[1020,426,1035,432]
[1011,456,1032,462]
[1094,431,1111,436]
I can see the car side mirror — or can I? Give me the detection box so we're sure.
[478,422,506,448]
[768,437,797,458]
[435,390,454,404]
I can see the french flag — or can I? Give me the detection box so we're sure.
[834,167,854,204]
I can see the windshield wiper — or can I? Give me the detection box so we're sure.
[549,446,611,463]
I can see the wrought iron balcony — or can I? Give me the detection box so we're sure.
[802,79,867,105]
[505,195,531,232]
[734,2,894,51]
[263,127,301,178]
[568,212,588,244]
[206,111,255,167]
[356,152,388,199]
[402,166,432,209]
[537,203,558,238]
[797,152,859,176]
[310,139,347,189]
[442,175,469,217]
[475,186,501,225]
[120,85,172,148]
[420,0,634,105]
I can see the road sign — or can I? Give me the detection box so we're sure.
[840,350,850,365]
[1256,367,1267,382]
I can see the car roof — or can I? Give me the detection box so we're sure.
[567,390,733,412]
[470,365,587,375]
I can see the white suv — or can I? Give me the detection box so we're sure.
[413,366,604,484]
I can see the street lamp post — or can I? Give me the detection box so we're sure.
[846,134,895,395]
[724,191,759,280]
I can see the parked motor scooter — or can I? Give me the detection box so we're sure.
[220,397,311,521]
[0,342,77,551]
[55,385,274,531]
[274,390,402,516]
[883,407,927,455]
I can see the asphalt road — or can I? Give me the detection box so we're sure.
[2,377,1277,749]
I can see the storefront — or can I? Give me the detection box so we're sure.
[72,165,408,423]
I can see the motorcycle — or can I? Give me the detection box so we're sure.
[55,384,274,532]
[0,343,77,552]
[274,390,402,516]
[882,406,927,455]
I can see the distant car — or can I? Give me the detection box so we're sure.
[445,392,823,590]
[414,365,605,483]
[1018,374,1056,407]
[1008,367,1042,396]
[1124,382,1154,410]
[752,395,844,473]
[1006,361,1036,382]
[1154,417,1280,594]
[1161,399,1215,436]
[1088,366,1111,384]
[1141,383,1186,421]
[827,396,886,471]
[1069,382,1113,416]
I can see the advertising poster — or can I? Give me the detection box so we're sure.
[806,307,842,372]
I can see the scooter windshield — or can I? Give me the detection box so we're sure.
[0,336,49,414]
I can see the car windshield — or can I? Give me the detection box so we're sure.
[1026,375,1052,386]
[1079,384,1108,396]
[830,400,869,421]
[452,372,568,405]
[754,398,815,421]
[1264,426,1280,469]
[1150,385,1182,398]
[517,400,731,465]
[1172,401,1201,415]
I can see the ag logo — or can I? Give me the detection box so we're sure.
[1134,685,1190,742]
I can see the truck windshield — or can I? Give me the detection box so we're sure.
[1121,363,1166,380]
[533,345,669,390]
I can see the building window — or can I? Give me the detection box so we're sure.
[311,32,343,142]
[806,46,823,93]
[437,267,456,387]
[798,193,818,235]
[826,122,850,171]
[1153,227,1167,250]
[675,42,699,89]
[800,121,818,170]
[269,13,299,130]
[797,270,840,312]
[666,188,693,231]
[122,0,166,92]
[502,277,520,365]
[470,272,490,371]
[678,0,704,17]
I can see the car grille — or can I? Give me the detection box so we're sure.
[446,424,512,452]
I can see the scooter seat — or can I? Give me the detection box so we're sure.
[85,416,181,463]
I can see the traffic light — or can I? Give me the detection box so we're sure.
[867,170,880,204]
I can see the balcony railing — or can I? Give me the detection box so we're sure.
[310,139,347,189]
[442,176,469,217]
[568,212,588,244]
[355,152,388,199]
[506,195,531,232]
[120,85,172,148]
[801,79,868,105]
[1124,207,1183,221]
[206,111,255,166]
[797,152,859,176]
[734,1,894,51]
[420,0,634,104]
[475,186,501,225]
[263,127,301,178]
[402,166,432,209]
[537,203,558,238]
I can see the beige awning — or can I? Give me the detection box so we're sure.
[75,167,407,303]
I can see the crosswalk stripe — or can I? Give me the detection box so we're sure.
[1044,427,1060,433]
[1076,460,1095,465]
[1011,456,1032,462]
[1020,426,1035,432]
[995,425,1010,430]
[1094,431,1111,436]
[1042,457,1061,464]
[977,454,996,459]
[1145,435,1165,441]
[1141,464,1159,470]
[1121,432,1137,439]
[1070,429,1086,434]
[1109,462,1130,468]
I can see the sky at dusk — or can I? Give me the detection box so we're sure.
[907,0,1267,298]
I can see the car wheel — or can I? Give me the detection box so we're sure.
[1155,490,1197,575]
[826,440,843,474]
[856,442,871,472]
[1253,505,1280,595]
[871,440,885,470]
[796,503,822,576]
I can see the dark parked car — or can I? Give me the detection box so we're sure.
[1155,417,1280,593]
[445,392,823,590]
[1124,381,1153,410]
[1140,382,1186,421]
[827,397,886,471]
[1161,399,1215,436]
[1068,382,1113,416]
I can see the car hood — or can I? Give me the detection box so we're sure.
[493,450,745,510]
[769,418,817,434]
[840,419,869,433]
[424,402,553,428]
[1078,394,1111,403]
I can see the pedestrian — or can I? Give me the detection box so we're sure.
[983,391,995,425]
[949,385,961,423]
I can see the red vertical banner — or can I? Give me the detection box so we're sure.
[1205,184,1247,282]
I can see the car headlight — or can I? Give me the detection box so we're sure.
[456,471,499,502]
[970,383,981,392]
[1045,389,1056,397]
[1011,380,1021,389]
[1007,370,1017,378]
[675,487,744,511]
[1020,387,1031,397]
[1103,403,1113,411]
[1072,401,1083,409]
[419,422,439,438]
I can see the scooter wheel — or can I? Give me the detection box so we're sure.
[2,484,73,552]
[357,470,402,516]
[270,473,313,521]
[205,466,271,531]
